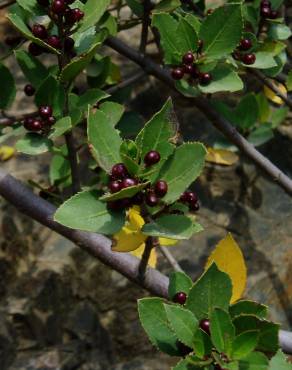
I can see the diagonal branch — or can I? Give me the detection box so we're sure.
[0,167,291,353]
[105,36,292,196]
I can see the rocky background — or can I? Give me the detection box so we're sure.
[0,3,292,369]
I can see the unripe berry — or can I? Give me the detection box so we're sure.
[47,35,61,49]
[173,292,187,304]
[32,24,48,39]
[111,163,128,179]
[39,105,53,118]
[145,192,159,207]
[154,180,168,198]
[51,0,67,14]
[199,319,210,335]
[182,51,194,65]
[199,72,212,86]
[24,84,35,96]
[109,180,122,193]
[121,178,138,188]
[144,150,160,166]
[171,67,184,80]
[241,53,256,65]
[28,42,43,56]
[239,38,252,51]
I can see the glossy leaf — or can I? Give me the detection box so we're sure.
[16,133,53,155]
[210,307,235,354]
[0,62,16,109]
[232,331,259,360]
[168,271,193,301]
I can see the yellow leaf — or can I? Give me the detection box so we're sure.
[159,237,178,246]
[131,244,157,268]
[0,145,15,161]
[206,148,239,166]
[264,81,287,105]
[205,233,247,303]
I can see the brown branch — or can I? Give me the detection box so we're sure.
[0,167,291,353]
[105,36,292,196]
[0,111,38,126]
[0,0,15,9]
[139,0,152,53]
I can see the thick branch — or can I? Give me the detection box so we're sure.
[0,168,291,353]
[105,36,292,196]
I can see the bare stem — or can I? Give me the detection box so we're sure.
[139,0,151,53]
[138,236,156,281]
[159,245,183,272]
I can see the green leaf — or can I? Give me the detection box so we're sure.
[138,297,180,356]
[238,352,269,370]
[120,140,139,176]
[142,214,201,240]
[156,142,207,204]
[78,0,111,32]
[154,0,180,13]
[99,101,125,127]
[15,50,49,89]
[199,3,243,59]
[244,52,277,69]
[151,13,183,64]
[50,154,70,185]
[49,117,72,139]
[269,350,292,370]
[164,304,198,348]
[248,125,274,146]
[176,17,198,52]
[8,13,59,54]
[268,24,292,41]
[286,70,292,91]
[175,80,200,97]
[76,88,109,109]
[172,359,201,370]
[232,331,259,360]
[230,300,268,320]
[270,106,288,128]
[0,62,16,109]
[192,328,213,358]
[16,133,53,155]
[185,263,232,321]
[126,0,143,16]
[87,108,122,172]
[99,182,149,202]
[35,76,65,117]
[54,190,125,234]
[73,26,97,55]
[184,14,201,34]
[16,0,43,14]
[210,307,235,355]
[168,271,193,301]
[198,65,243,94]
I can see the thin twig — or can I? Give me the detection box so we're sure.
[138,236,155,281]
[139,0,151,53]
[105,36,292,196]
[0,168,291,353]
[250,69,292,110]
[0,0,15,9]
[0,111,38,126]
[158,245,183,272]
[106,70,147,94]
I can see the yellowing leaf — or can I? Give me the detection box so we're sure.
[131,244,157,268]
[264,81,287,105]
[159,237,178,246]
[0,145,15,161]
[205,233,247,303]
[206,148,239,166]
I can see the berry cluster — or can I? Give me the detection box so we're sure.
[107,150,168,210]
[173,291,225,368]
[233,38,256,65]
[260,0,278,19]
[23,105,56,132]
[180,190,200,212]
[171,47,212,87]
[28,0,84,57]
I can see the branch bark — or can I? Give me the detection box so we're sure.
[0,168,291,353]
[105,36,292,196]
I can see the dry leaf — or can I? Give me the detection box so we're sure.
[206,147,239,166]
[0,145,15,161]
[264,81,287,105]
[205,233,247,303]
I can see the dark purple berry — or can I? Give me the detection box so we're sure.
[261,6,271,17]
[145,192,159,207]
[183,64,193,74]
[39,105,53,118]
[24,84,35,96]
[171,67,184,80]
[239,38,252,51]
[32,24,48,39]
[46,116,56,126]
[182,51,194,65]
[132,192,144,205]
[191,66,200,79]
[108,199,131,211]
[199,72,212,86]
[121,178,138,188]
[111,163,128,179]
[269,10,278,19]
[23,118,43,131]
[109,180,122,193]
[51,0,67,14]
[176,340,192,357]
[261,0,270,6]
[189,201,200,212]
[47,35,61,49]
[214,365,224,370]
[180,191,198,203]
[28,42,43,56]
[241,53,256,65]
[173,292,187,305]
[200,319,210,335]
[206,8,213,15]
[154,180,168,198]
[232,51,241,61]
[64,37,75,52]
[5,36,22,47]
[144,150,160,166]
[66,8,84,23]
